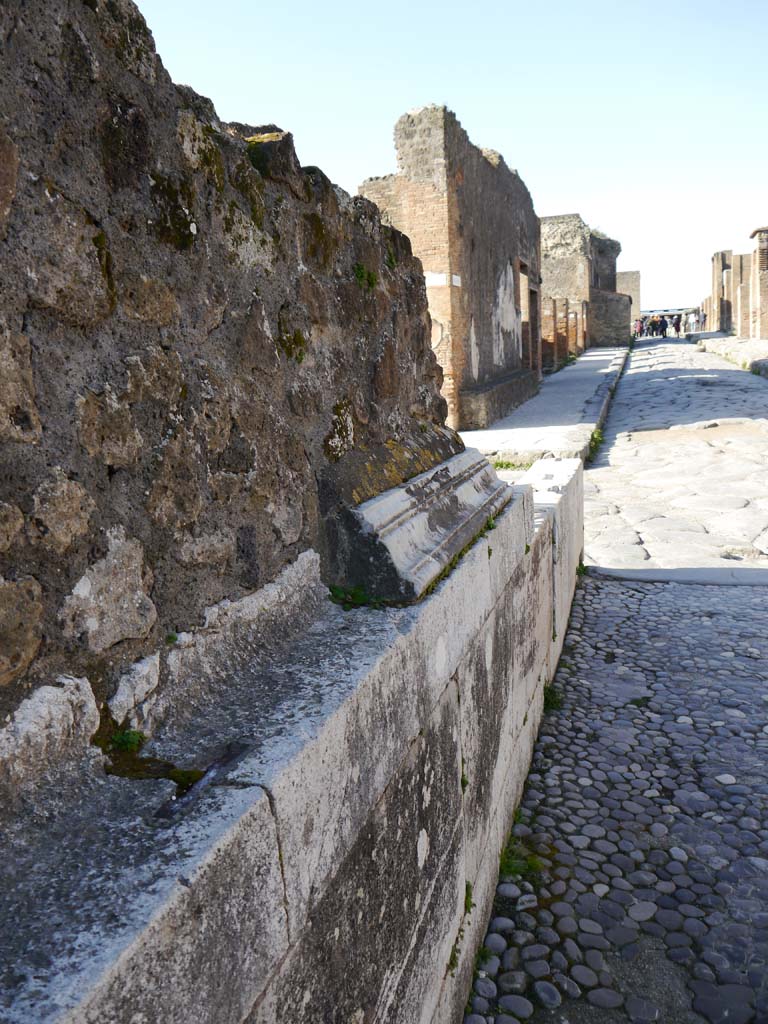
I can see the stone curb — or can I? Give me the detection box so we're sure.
[696,335,768,380]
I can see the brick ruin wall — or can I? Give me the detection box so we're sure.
[0,0,461,724]
[541,216,629,352]
[361,106,540,429]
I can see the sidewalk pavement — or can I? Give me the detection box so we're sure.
[460,347,628,464]
[697,333,768,380]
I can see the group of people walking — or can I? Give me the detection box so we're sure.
[632,310,707,340]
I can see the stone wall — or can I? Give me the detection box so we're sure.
[361,107,541,430]
[616,270,641,325]
[0,458,584,1024]
[0,0,461,724]
[590,289,633,347]
[541,214,630,355]
[750,227,768,340]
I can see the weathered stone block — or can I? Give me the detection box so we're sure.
[0,330,41,444]
[108,653,160,730]
[60,527,157,653]
[344,448,512,601]
[29,470,96,553]
[0,675,99,801]
[0,576,43,686]
[0,126,18,239]
[0,501,23,552]
[247,682,464,1024]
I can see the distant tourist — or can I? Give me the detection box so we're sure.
[659,316,669,338]
[688,311,699,332]
[673,314,682,337]
[700,311,707,332]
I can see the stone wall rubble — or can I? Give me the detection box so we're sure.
[0,0,460,727]
[540,214,631,363]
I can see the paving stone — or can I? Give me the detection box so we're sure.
[498,971,528,995]
[570,964,598,988]
[587,987,624,1009]
[497,994,534,1019]
[532,980,561,1009]
[626,994,661,1022]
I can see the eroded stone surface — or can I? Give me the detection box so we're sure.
[0,576,43,686]
[0,0,458,721]
[28,470,96,553]
[60,527,157,653]
[0,675,100,800]
[0,330,41,444]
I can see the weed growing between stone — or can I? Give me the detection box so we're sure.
[491,459,533,471]
[92,708,205,796]
[543,685,564,712]
[328,584,385,610]
[498,836,543,884]
[587,427,604,462]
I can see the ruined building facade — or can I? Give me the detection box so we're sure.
[616,270,641,328]
[540,214,631,368]
[360,107,541,430]
[702,228,768,339]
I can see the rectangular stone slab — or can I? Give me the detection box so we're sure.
[349,448,513,601]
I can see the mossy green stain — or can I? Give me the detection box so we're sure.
[304,212,336,270]
[92,707,205,796]
[231,160,265,229]
[150,174,197,250]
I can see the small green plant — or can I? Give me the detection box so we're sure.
[385,246,397,270]
[485,516,496,531]
[464,881,475,915]
[543,685,563,712]
[165,632,178,645]
[474,945,495,970]
[446,927,464,976]
[487,546,493,559]
[525,543,530,554]
[492,458,533,471]
[328,584,384,610]
[110,729,146,754]
[629,695,651,708]
[513,807,523,825]
[587,427,604,463]
[353,263,377,290]
[499,837,542,882]
[576,561,587,577]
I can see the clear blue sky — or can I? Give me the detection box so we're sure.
[137,0,767,310]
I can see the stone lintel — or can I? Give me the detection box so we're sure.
[350,449,512,601]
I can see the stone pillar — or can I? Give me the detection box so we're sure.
[751,228,768,340]
[541,298,556,371]
[556,301,569,367]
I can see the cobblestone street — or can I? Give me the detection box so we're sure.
[466,341,768,1024]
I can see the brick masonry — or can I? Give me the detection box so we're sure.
[361,106,541,429]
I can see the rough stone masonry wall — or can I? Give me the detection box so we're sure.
[0,0,460,724]
[361,107,540,430]
[616,269,640,325]
[589,289,632,347]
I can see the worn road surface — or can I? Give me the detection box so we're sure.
[465,339,768,1024]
